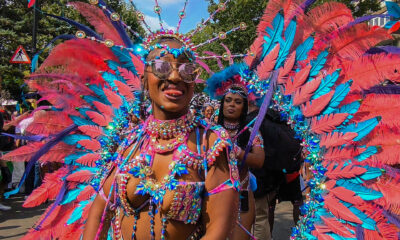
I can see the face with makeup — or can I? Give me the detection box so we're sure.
[222,92,245,122]
[204,106,214,120]
[143,39,196,119]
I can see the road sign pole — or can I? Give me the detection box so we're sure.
[32,0,39,55]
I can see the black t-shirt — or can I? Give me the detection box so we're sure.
[0,111,15,151]
[247,109,302,197]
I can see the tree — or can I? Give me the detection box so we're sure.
[0,0,143,101]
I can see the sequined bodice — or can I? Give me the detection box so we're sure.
[116,142,206,224]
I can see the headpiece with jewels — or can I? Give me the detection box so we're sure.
[74,0,248,62]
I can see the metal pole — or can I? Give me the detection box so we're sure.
[32,0,39,56]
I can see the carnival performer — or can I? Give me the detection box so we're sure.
[2,0,400,239]
[205,67,265,239]
[82,36,239,239]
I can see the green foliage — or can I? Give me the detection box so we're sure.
[0,0,142,101]
[192,0,267,75]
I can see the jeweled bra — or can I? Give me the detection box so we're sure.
[110,113,239,239]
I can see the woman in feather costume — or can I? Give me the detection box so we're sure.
[2,0,400,239]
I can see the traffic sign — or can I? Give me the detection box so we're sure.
[10,45,31,64]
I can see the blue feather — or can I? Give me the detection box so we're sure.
[296,36,314,62]
[355,146,378,162]
[63,134,92,145]
[102,72,123,88]
[310,50,329,77]
[77,108,93,119]
[45,13,102,40]
[339,117,380,141]
[359,166,382,181]
[88,85,112,105]
[313,70,341,99]
[323,81,352,115]
[105,60,122,73]
[334,101,361,115]
[31,54,39,73]
[336,179,383,201]
[342,202,377,230]
[64,152,88,165]
[70,115,95,127]
[262,12,284,59]
[111,47,136,73]
[61,184,86,205]
[275,19,297,69]
[386,1,400,18]
[67,200,90,225]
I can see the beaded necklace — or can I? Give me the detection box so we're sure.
[120,113,201,239]
[223,121,240,130]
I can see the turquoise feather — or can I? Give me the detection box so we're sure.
[309,50,329,77]
[31,54,40,73]
[296,36,314,62]
[312,69,341,100]
[336,179,383,201]
[67,200,89,225]
[63,134,92,145]
[61,184,86,205]
[276,18,297,69]
[323,81,352,115]
[360,166,382,180]
[355,146,378,162]
[64,152,89,165]
[70,115,95,127]
[262,12,284,59]
[340,117,380,141]
[102,72,120,89]
[342,202,377,230]
[111,46,137,74]
[105,60,122,74]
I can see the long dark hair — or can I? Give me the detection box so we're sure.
[217,86,250,149]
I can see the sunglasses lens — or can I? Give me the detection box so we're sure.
[152,60,171,76]
[179,63,196,82]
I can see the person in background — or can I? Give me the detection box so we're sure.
[0,109,14,210]
[247,101,303,240]
[217,85,265,240]
[203,104,215,121]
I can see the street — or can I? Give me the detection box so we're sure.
[0,194,294,240]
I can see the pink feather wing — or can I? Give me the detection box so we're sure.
[68,2,123,46]
[324,195,363,224]
[319,132,357,148]
[114,80,135,100]
[75,153,101,167]
[310,113,349,134]
[78,125,104,138]
[256,44,280,80]
[103,88,123,109]
[78,140,101,152]
[86,111,108,126]
[284,65,312,95]
[66,170,95,183]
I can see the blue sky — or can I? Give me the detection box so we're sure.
[131,0,209,33]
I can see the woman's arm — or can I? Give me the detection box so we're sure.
[237,145,265,169]
[201,133,239,240]
[83,169,116,240]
